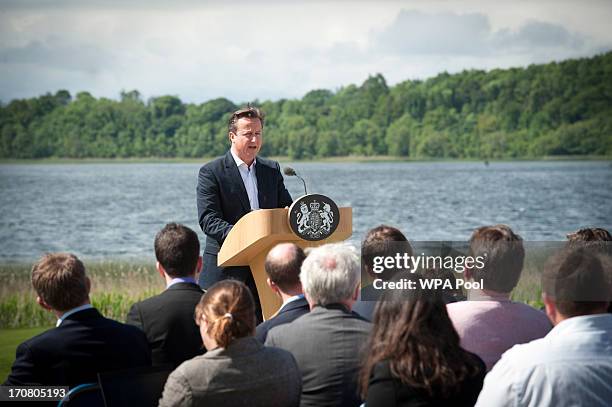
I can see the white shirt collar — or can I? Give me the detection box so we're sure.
[281,293,305,308]
[166,276,198,289]
[56,303,94,327]
[230,148,256,170]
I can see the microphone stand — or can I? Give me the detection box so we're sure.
[283,167,308,196]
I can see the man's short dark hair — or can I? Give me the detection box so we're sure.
[469,224,524,293]
[264,244,305,292]
[362,225,412,280]
[154,223,200,278]
[566,227,612,256]
[31,253,89,312]
[567,227,612,242]
[228,106,265,134]
[542,247,611,317]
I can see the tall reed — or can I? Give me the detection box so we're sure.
[0,262,164,328]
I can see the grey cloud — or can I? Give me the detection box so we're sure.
[0,4,608,104]
[0,39,116,74]
[0,63,90,103]
[0,0,285,11]
[374,9,588,56]
[494,20,584,50]
[0,0,194,11]
[325,42,367,64]
[376,10,492,56]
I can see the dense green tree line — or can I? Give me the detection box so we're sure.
[1,52,611,159]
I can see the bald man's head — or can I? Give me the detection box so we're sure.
[265,243,306,293]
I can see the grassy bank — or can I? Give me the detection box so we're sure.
[0,256,546,329]
[0,262,164,329]
[0,327,50,380]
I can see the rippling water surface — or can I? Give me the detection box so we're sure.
[1,161,610,262]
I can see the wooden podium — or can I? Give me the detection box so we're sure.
[217,207,352,320]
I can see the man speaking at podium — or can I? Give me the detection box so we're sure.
[196,106,293,318]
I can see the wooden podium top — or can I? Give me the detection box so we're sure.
[218,207,352,267]
[216,206,352,320]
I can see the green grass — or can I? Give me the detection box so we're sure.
[0,326,51,381]
[511,277,544,310]
[0,262,164,329]
[1,253,550,329]
[0,261,165,382]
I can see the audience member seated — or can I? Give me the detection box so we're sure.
[353,225,412,321]
[3,253,151,386]
[360,272,486,407]
[126,223,205,368]
[447,224,551,370]
[256,243,309,343]
[159,280,301,407]
[566,226,612,312]
[266,243,370,407]
[476,247,612,406]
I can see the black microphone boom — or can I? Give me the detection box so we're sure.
[283,166,308,196]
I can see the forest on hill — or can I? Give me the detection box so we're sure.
[1,51,611,159]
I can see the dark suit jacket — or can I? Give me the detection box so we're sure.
[366,355,486,407]
[266,304,371,407]
[126,282,205,368]
[255,296,310,343]
[3,308,151,387]
[196,151,293,257]
[352,284,380,321]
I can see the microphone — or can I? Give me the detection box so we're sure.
[283,166,308,196]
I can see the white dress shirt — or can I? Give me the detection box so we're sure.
[475,313,612,407]
[230,149,259,210]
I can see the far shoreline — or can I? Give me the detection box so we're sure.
[1,155,611,165]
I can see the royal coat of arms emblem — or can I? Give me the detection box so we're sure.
[288,194,340,241]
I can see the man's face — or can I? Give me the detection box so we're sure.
[230,117,262,166]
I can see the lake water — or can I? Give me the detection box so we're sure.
[0,161,610,262]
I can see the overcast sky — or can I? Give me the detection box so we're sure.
[1,0,611,104]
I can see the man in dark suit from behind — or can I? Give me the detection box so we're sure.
[255,243,309,343]
[126,223,205,368]
[3,253,151,387]
[266,243,371,407]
